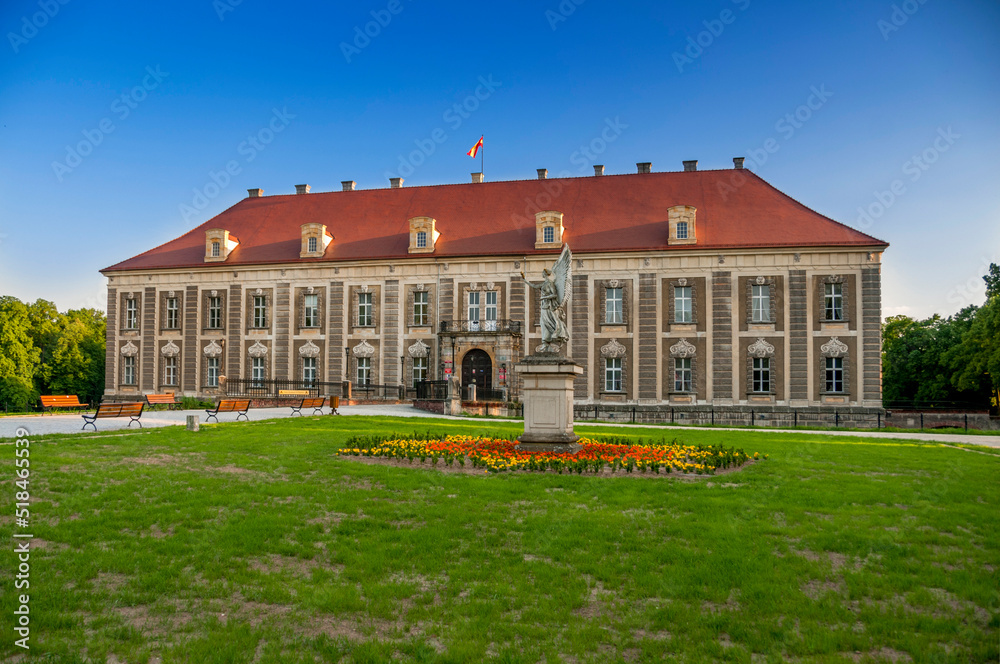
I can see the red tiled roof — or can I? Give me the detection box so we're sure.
[103,170,887,272]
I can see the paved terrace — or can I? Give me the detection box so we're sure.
[1,405,997,449]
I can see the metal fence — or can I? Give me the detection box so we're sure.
[416,380,450,401]
[223,378,344,398]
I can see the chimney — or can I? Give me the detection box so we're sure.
[390,177,404,189]
[733,157,745,170]
[594,165,605,176]
[341,180,356,191]
[471,172,484,183]
[537,169,548,180]
[247,188,263,198]
[295,184,311,195]
[637,162,652,174]
[683,160,698,172]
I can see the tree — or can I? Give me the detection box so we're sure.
[0,296,41,411]
[984,262,1000,300]
[952,293,1000,411]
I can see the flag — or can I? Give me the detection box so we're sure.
[467,136,483,158]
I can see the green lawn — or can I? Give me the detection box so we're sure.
[1,417,997,663]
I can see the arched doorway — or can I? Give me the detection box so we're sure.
[462,350,492,391]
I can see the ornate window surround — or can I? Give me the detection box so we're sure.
[407,284,433,329]
[667,278,698,326]
[203,289,226,331]
[121,293,140,332]
[819,275,851,324]
[160,291,182,332]
[598,279,630,328]
[352,285,378,329]
[461,282,501,327]
[819,336,850,395]
[669,338,697,395]
[746,276,777,325]
[246,288,272,331]
[746,337,776,395]
[599,338,628,395]
[297,286,324,330]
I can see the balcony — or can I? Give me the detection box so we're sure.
[438,319,522,335]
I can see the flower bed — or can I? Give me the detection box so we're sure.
[337,435,764,475]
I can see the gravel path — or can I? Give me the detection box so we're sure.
[1,405,996,449]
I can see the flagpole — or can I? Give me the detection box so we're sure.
[481,134,485,181]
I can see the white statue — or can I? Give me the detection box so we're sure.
[520,245,573,354]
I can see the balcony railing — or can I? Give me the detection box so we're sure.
[439,319,522,334]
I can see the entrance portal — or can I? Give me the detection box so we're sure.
[461,350,493,391]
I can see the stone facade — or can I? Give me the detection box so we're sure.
[103,248,884,408]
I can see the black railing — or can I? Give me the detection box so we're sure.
[223,378,343,398]
[472,388,508,403]
[416,380,450,401]
[439,319,522,334]
[351,383,402,400]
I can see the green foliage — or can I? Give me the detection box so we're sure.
[0,295,106,411]
[882,264,1000,412]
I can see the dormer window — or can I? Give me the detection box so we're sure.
[300,224,332,258]
[668,206,697,245]
[535,211,564,249]
[205,229,239,262]
[408,217,439,254]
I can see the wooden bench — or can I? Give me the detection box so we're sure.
[145,394,181,409]
[81,402,144,431]
[289,397,327,417]
[41,395,89,413]
[205,398,251,423]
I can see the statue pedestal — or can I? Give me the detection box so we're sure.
[515,355,583,454]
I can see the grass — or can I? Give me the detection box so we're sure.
[1,416,997,663]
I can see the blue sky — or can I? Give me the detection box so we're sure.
[1,0,997,319]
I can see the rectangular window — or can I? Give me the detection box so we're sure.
[303,294,319,327]
[484,291,497,331]
[125,299,138,330]
[413,290,429,326]
[308,236,318,253]
[163,356,178,386]
[752,357,771,393]
[825,357,844,393]
[751,285,770,323]
[122,356,136,385]
[251,357,266,386]
[605,357,623,392]
[165,297,179,329]
[676,221,688,239]
[211,241,221,257]
[357,292,373,327]
[674,286,692,323]
[208,296,222,329]
[206,357,219,387]
[253,295,267,328]
[412,356,428,387]
[825,283,844,321]
[468,291,480,330]
[416,231,427,248]
[357,357,371,385]
[303,357,317,385]
[543,226,555,243]
[605,288,623,324]
[674,357,692,392]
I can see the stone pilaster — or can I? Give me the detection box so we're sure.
[861,267,882,404]
[328,282,345,382]
[184,286,198,392]
[141,287,156,391]
[788,270,808,401]
[638,273,658,400]
[711,272,733,402]
[105,287,117,393]
[227,285,242,381]
[383,280,400,384]
[274,283,290,380]
[571,273,589,399]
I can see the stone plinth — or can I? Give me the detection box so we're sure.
[515,355,583,453]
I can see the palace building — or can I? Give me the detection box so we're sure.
[101,159,888,409]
